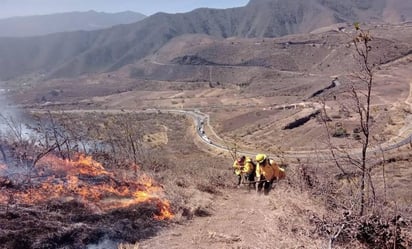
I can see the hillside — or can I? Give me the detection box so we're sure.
[0,0,411,80]
[0,11,146,37]
[0,15,411,249]
[5,23,411,151]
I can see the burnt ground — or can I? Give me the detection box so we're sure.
[0,201,164,249]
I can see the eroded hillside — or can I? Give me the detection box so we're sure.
[0,0,411,80]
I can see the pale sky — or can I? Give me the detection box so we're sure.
[0,0,250,18]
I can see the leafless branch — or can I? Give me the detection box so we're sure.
[328,224,345,249]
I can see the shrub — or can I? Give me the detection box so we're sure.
[333,127,349,138]
[352,133,361,140]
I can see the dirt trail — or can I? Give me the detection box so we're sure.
[139,185,325,249]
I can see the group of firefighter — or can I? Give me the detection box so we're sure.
[232,154,285,195]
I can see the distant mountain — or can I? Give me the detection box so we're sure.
[0,0,411,80]
[241,0,411,36]
[0,11,146,37]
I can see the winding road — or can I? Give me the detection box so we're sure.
[182,106,412,160]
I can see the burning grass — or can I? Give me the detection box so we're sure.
[0,153,174,248]
[0,110,237,248]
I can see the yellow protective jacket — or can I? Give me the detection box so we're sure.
[255,159,285,181]
[233,157,255,176]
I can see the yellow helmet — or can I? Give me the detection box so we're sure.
[255,154,267,164]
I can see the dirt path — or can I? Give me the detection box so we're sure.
[138,185,325,249]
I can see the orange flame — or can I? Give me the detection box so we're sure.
[155,200,174,220]
[40,154,109,176]
[0,154,174,220]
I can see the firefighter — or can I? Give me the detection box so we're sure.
[233,155,255,188]
[255,154,285,195]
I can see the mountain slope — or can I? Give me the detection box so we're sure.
[0,11,146,37]
[0,0,411,80]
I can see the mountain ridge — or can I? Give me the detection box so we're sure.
[0,10,146,37]
[0,0,411,80]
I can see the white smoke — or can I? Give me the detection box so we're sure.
[0,94,35,176]
[86,239,118,249]
[0,94,35,142]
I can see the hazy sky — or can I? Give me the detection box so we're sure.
[0,0,250,18]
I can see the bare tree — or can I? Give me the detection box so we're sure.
[47,111,67,160]
[320,24,377,216]
[350,24,375,216]
[0,113,24,143]
[222,135,239,162]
